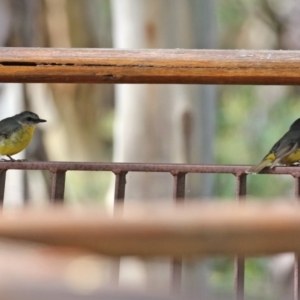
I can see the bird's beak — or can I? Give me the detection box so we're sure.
[37,118,46,123]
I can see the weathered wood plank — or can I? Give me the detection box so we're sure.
[0,48,300,84]
[1,203,300,257]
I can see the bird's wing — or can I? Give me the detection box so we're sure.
[270,143,298,168]
[0,117,22,138]
[268,130,300,160]
[247,130,300,174]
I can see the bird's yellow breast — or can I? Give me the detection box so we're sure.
[280,149,300,165]
[0,125,36,156]
[265,153,276,162]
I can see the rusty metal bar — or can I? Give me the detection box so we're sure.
[294,176,300,300]
[114,171,127,203]
[0,170,6,205]
[50,170,66,202]
[1,48,300,85]
[295,257,300,300]
[172,172,186,200]
[295,177,300,197]
[235,174,247,300]
[0,161,299,175]
[111,171,128,285]
[235,257,245,300]
[171,172,186,293]
[171,259,182,294]
[235,174,247,199]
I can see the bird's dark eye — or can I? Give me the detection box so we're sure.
[26,117,32,121]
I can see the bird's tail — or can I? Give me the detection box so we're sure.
[246,158,273,174]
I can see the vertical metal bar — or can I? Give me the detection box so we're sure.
[0,170,7,205]
[111,171,127,285]
[114,171,127,203]
[235,173,247,300]
[294,177,300,300]
[173,172,186,200]
[235,256,245,300]
[50,170,66,203]
[295,257,300,300]
[23,170,29,205]
[171,172,186,294]
[236,173,247,199]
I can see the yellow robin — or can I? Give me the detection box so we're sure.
[247,118,300,174]
[0,111,46,161]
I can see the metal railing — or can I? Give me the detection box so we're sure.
[0,161,300,299]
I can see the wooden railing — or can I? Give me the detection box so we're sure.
[0,48,300,84]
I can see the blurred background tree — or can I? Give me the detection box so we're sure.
[0,0,299,298]
[109,0,215,296]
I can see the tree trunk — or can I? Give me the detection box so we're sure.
[110,0,216,294]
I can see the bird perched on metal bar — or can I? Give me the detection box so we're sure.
[0,111,46,161]
[247,118,300,174]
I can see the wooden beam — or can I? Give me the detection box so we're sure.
[1,203,300,257]
[0,48,300,84]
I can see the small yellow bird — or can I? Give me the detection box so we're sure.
[247,118,300,174]
[0,111,46,161]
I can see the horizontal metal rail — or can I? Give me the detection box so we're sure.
[0,161,299,175]
[1,48,300,84]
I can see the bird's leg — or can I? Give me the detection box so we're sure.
[0,155,13,162]
[7,155,15,161]
[0,155,27,162]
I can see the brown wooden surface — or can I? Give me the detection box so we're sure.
[0,47,300,84]
[1,203,300,257]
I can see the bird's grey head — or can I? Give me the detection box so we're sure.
[16,111,47,125]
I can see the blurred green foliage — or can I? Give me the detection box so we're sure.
[216,85,300,198]
[209,257,272,299]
